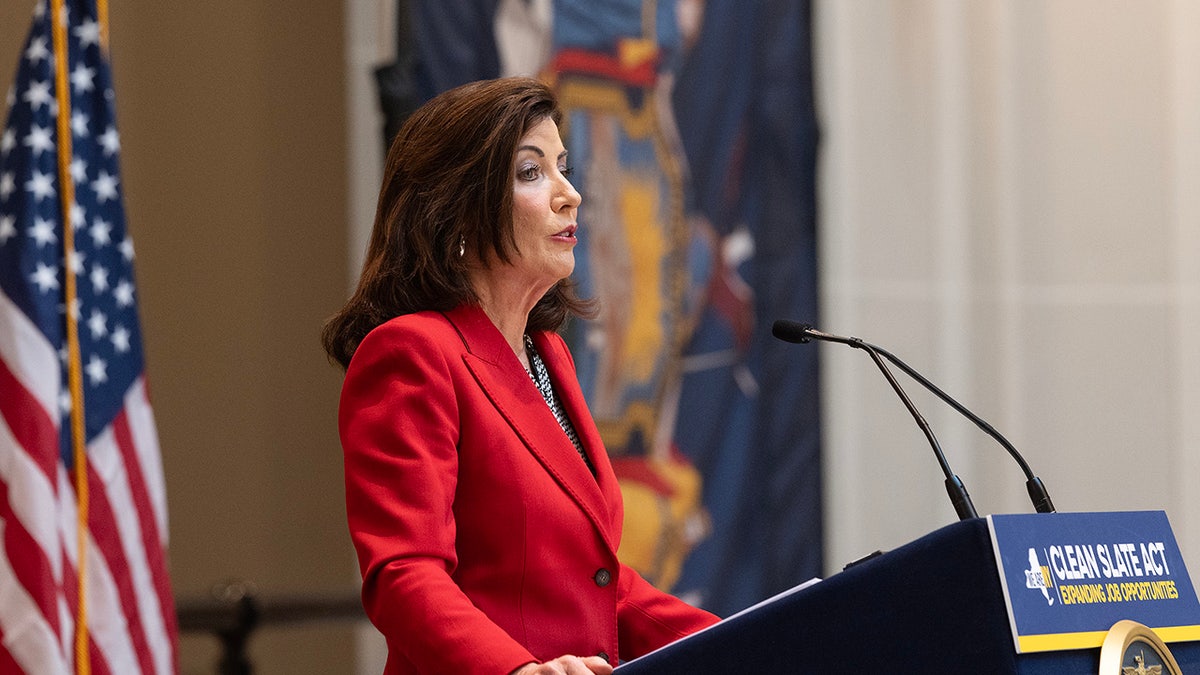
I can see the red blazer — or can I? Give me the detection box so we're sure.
[340,304,719,675]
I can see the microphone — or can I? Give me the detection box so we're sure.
[772,320,1056,515]
[772,320,977,521]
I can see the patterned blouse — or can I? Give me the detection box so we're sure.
[523,335,594,475]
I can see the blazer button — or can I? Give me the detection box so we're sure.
[593,568,612,587]
[597,651,610,663]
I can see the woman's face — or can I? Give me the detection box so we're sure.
[507,116,581,291]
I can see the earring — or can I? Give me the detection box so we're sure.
[458,236,465,258]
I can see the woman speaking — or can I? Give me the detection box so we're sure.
[322,77,719,675]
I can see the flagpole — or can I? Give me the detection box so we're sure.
[49,0,92,672]
[97,0,108,51]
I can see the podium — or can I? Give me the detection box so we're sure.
[616,518,1200,673]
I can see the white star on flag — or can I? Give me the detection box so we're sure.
[111,325,131,353]
[0,215,15,244]
[70,63,96,93]
[24,36,50,63]
[85,353,108,386]
[21,79,53,111]
[114,279,134,307]
[93,170,118,202]
[23,124,54,155]
[119,235,134,260]
[28,217,57,246]
[90,217,112,245]
[69,247,87,275]
[89,263,109,293]
[29,262,60,292]
[70,201,85,227]
[71,110,89,137]
[98,125,119,155]
[70,156,88,182]
[24,169,54,200]
[73,18,101,48]
[87,307,107,339]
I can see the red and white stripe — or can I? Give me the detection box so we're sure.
[0,292,177,673]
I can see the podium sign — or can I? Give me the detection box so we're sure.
[989,511,1200,653]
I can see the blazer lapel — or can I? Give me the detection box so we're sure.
[445,305,617,550]
[530,330,625,540]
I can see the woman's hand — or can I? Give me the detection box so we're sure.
[510,655,613,675]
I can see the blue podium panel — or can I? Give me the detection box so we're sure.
[616,519,1200,674]
[989,511,1200,653]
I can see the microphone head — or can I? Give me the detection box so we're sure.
[771,319,813,344]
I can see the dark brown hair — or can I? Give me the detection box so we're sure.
[322,77,592,368]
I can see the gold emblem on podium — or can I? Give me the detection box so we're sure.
[1099,620,1182,675]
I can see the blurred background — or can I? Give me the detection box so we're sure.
[3,1,1199,673]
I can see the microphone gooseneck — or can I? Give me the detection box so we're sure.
[775,321,977,521]
[860,341,1056,514]
[773,319,1057,517]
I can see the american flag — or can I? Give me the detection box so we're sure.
[0,1,177,673]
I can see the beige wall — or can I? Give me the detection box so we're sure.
[1,2,357,673]
[817,0,1200,574]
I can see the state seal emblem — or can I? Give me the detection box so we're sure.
[1099,620,1182,675]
